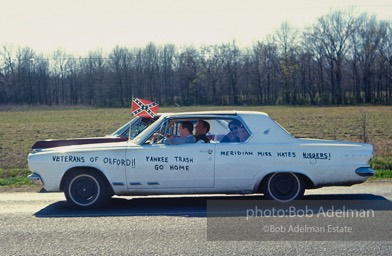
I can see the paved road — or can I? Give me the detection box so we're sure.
[0,181,391,255]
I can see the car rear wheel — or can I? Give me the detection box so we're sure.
[64,170,110,209]
[263,173,305,202]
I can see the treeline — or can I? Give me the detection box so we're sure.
[1,10,392,106]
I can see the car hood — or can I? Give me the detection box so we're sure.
[32,137,128,150]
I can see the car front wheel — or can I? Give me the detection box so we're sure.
[64,170,110,209]
[263,173,305,202]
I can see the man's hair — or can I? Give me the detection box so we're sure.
[228,119,242,128]
[181,121,194,134]
[199,120,210,133]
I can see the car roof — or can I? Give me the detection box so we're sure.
[159,110,269,118]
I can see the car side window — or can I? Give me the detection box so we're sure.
[145,120,168,144]
[145,117,251,145]
[219,119,250,143]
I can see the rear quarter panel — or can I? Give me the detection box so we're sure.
[213,113,373,192]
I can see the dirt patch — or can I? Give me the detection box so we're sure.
[364,178,392,184]
[0,185,43,193]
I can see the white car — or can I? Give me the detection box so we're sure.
[28,111,375,209]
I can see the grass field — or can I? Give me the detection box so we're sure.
[0,105,391,185]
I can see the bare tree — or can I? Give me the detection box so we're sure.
[108,46,134,106]
[200,45,225,104]
[80,50,106,105]
[378,21,392,102]
[1,9,392,107]
[160,44,176,104]
[221,41,242,105]
[176,47,200,105]
[351,14,387,103]
[249,42,279,104]
[0,45,16,104]
[307,10,356,104]
[274,22,300,104]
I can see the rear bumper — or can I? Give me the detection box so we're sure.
[28,173,44,186]
[355,167,376,177]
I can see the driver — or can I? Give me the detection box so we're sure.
[164,121,196,145]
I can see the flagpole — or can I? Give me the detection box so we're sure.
[128,96,134,141]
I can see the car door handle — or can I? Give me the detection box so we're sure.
[200,149,213,154]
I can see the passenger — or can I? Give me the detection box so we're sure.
[195,120,210,143]
[165,121,196,145]
[220,120,242,143]
[237,126,250,142]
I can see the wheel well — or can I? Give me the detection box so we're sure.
[258,172,315,192]
[60,167,114,196]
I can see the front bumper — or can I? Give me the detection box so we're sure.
[28,173,44,186]
[355,167,376,177]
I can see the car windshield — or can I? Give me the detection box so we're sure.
[111,121,132,137]
[133,115,166,144]
[111,116,158,139]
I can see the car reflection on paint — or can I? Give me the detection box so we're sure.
[27,111,375,209]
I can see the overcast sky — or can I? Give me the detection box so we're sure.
[1,0,392,55]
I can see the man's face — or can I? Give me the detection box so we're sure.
[237,127,249,141]
[179,124,187,137]
[229,124,239,136]
[195,121,206,136]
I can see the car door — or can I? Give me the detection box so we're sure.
[125,142,215,190]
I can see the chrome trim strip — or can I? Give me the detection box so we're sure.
[112,182,125,186]
[147,182,160,185]
[129,182,142,186]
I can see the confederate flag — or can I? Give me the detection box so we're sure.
[131,98,159,118]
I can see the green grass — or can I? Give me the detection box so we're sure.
[0,168,31,186]
[371,157,392,171]
[0,105,391,186]
[374,170,392,179]
[0,177,31,186]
